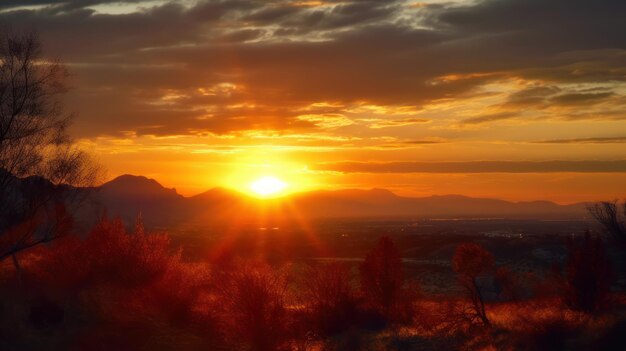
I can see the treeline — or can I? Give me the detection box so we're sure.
[0,215,624,350]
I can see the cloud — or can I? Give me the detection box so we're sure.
[2,0,625,137]
[533,137,626,144]
[404,139,446,145]
[550,92,614,106]
[372,138,447,149]
[367,117,431,129]
[315,160,626,173]
[502,86,561,107]
[296,113,354,128]
[461,112,518,125]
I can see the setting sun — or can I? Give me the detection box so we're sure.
[250,176,288,197]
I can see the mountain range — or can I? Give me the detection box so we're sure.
[78,175,589,227]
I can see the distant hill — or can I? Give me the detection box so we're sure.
[81,175,589,227]
[92,174,184,226]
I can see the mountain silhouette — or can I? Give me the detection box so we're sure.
[80,175,588,228]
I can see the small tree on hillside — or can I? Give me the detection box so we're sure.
[452,243,494,327]
[564,231,612,313]
[360,236,404,320]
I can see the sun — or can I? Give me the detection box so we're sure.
[250,176,288,197]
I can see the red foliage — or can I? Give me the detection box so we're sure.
[28,215,221,349]
[452,243,494,278]
[359,236,404,319]
[37,216,173,293]
[215,262,291,351]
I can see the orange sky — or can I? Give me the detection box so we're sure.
[6,0,626,203]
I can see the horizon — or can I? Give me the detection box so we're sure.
[102,173,594,205]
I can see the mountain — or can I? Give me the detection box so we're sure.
[83,175,588,228]
[290,191,586,219]
[94,175,186,226]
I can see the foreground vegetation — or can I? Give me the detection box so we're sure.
[1,215,625,351]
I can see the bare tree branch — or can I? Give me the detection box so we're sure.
[0,29,101,269]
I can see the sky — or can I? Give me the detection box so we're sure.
[3,0,626,202]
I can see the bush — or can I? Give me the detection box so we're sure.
[300,262,359,336]
[507,302,588,351]
[360,236,405,322]
[25,215,222,350]
[216,262,291,351]
[563,231,612,313]
[37,216,174,293]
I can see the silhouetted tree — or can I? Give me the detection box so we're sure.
[452,243,494,327]
[217,262,291,351]
[588,201,625,238]
[301,262,358,336]
[588,201,626,249]
[360,236,404,320]
[0,30,98,274]
[564,231,612,313]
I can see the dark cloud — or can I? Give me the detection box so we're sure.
[462,112,518,125]
[2,0,626,136]
[315,160,626,173]
[503,86,561,107]
[404,139,446,145]
[550,92,614,106]
[0,0,128,9]
[533,137,626,144]
[242,4,303,24]
[432,0,626,51]
[500,86,616,109]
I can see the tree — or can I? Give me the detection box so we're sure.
[301,262,358,335]
[359,236,404,319]
[452,243,494,327]
[563,231,612,313]
[0,30,97,272]
[587,200,626,246]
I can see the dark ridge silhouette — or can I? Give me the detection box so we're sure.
[99,174,181,199]
[21,174,587,228]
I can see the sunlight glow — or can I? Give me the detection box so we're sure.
[250,176,288,197]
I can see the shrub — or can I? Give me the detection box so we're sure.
[563,231,612,313]
[37,215,173,293]
[26,215,223,349]
[508,303,588,351]
[216,262,291,351]
[360,236,404,321]
[300,262,359,336]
